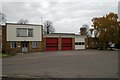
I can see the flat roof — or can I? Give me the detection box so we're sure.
[51,33,75,35]
[6,23,43,26]
[44,33,87,38]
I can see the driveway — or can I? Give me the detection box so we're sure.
[2,49,118,78]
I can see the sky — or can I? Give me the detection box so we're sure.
[1,0,119,34]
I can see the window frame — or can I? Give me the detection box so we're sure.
[10,42,17,48]
[32,41,39,48]
[16,28,33,37]
[81,42,84,45]
[75,42,84,45]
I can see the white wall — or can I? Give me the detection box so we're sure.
[7,24,42,41]
[75,36,85,49]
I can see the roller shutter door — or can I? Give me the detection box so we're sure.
[46,38,58,51]
[62,38,72,50]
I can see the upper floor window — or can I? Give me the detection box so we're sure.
[16,28,33,37]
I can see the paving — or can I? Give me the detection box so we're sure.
[2,49,118,78]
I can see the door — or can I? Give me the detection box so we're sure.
[21,42,29,52]
[46,38,58,51]
[62,38,72,50]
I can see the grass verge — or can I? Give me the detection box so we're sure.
[0,53,15,58]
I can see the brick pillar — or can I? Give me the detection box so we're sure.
[88,37,92,49]
[85,38,88,49]
[72,38,75,50]
[41,37,46,51]
[58,37,61,50]
[29,41,32,52]
[2,26,7,53]
[17,41,21,53]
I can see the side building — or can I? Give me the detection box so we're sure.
[2,23,43,53]
[80,28,99,49]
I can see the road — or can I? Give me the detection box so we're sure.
[2,49,118,78]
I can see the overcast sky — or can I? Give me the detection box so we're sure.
[1,0,119,34]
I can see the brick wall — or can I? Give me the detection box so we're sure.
[58,37,61,50]
[41,37,46,51]
[85,37,99,49]
[2,26,42,53]
[29,41,41,52]
[72,38,75,50]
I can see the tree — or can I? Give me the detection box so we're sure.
[17,19,29,24]
[43,20,55,34]
[0,12,7,25]
[92,12,120,49]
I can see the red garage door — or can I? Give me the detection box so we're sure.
[46,38,58,51]
[62,38,72,50]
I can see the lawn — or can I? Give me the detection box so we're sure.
[0,53,12,58]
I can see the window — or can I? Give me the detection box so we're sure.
[32,42,39,48]
[79,42,81,45]
[92,42,94,45]
[28,29,33,37]
[0,42,2,48]
[75,42,79,45]
[75,42,84,45]
[16,28,33,37]
[81,42,84,45]
[10,42,16,48]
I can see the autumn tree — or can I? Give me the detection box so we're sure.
[92,12,120,49]
[43,20,55,34]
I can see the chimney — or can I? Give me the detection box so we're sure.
[80,28,87,36]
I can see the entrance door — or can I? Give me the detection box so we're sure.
[21,42,29,52]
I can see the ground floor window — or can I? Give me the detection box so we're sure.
[10,42,17,48]
[0,42,2,48]
[32,42,39,48]
[75,42,84,45]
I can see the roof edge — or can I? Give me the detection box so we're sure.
[6,23,43,26]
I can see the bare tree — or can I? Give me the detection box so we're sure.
[43,20,55,34]
[0,12,7,25]
[17,19,29,24]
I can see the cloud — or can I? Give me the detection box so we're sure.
[2,0,119,34]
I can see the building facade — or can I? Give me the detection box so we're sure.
[2,23,43,53]
[2,23,90,53]
[42,33,86,51]
[75,35,86,50]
